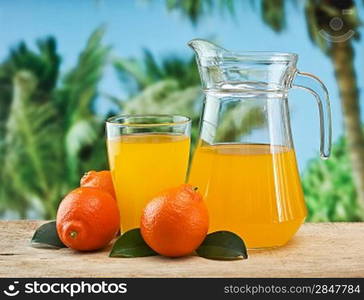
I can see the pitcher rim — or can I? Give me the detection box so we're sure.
[220,51,298,63]
[188,39,298,63]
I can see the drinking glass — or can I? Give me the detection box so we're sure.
[106,114,191,232]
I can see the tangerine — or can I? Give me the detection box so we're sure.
[140,184,209,257]
[56,187,120,251]
[80,170,116,199]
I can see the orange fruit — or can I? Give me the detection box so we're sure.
[80,170,116,199]
[140,184,209,257]
[56,187,120,251]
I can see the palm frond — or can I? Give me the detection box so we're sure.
[0,37,61,139]
[160,56,199,87]
[56,26,110,185]
[113,51,199,96]
[166,0,205,24]
[143,49,164,82]
[304,0,330,53]
[36,37,61,92]
[122,79,201,116]
[261,0,285,32]
[113,58,150,93]
[165,0,234,24]
[0,71,62,218]
[57,26,110,128]
[4,37,60,95]
[0,28,110,219]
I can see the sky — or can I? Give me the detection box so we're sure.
[0,0,363,171]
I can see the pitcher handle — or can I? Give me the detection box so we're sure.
[292,71,332,159]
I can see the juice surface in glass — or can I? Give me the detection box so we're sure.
[107,133,190,232]
[188,142,307,248]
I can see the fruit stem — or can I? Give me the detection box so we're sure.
[193,186,199,192]
[69,231,78,239]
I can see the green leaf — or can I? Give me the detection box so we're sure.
[31,221,66,249]
[109,228,158,258]
[196,231,248,260]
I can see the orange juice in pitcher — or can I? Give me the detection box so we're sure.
[189,143,306,248]
[188,39,332,248]
[106,115,191,232]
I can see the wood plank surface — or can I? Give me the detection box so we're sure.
[0,221,363,278]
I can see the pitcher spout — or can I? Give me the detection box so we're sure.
[188,39,229,89]
[188,39,227,62]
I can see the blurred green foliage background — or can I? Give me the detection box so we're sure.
[0,0,364,221]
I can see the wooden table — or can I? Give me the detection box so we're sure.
[0,221,363,278]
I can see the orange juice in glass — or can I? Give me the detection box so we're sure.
[106,115,191,232]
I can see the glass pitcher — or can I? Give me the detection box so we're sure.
[188,39,332,249]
